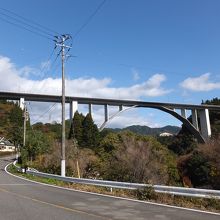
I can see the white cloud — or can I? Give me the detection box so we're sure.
[0,55,172,127]
[180,73,220,92]
[19,66,37,78]
[0,55,171,99]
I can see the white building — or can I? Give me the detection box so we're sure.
[0,137,16,152]
[159,132,174,137]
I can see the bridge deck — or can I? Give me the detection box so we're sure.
[0,91,220,110]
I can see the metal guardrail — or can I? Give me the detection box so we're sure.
[12,161,220,199]
[13,160,22,172]
[13,160,38,173]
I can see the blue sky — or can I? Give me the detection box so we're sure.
[0,0,219,127]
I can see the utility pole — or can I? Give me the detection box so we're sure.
[54,34,72,177]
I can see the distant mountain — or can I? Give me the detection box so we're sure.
[103,125,180,136]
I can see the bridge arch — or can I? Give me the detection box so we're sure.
[99,105,206,143]
[0,91,214,143]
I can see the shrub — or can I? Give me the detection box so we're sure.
[136,186,158,200]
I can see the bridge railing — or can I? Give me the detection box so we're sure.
[12,161,220,200]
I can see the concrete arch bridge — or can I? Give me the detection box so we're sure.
[0,91,219,143]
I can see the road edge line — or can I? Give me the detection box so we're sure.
[4,162,220,216]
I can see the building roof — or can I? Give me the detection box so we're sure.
[0,137,14,146]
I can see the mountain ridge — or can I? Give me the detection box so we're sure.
[103,125,180,136]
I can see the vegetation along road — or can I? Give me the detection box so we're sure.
[0,156,219,220]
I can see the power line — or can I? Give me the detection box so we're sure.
[0,7,59,35]
[72,0,107,39]
[0,15,53,41]
[50,60,62,76]
[0,10,54,38]
[28,47,57,94]
[38,47,57,79]
[31,103,57,124]
[0,7,61,89]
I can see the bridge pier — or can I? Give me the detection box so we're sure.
[19,98,25,110]
[181,109,187,118]
[89,103,92,115]
[191,109,199,130]
[199,109,211,141]
[104,104,109,122]
[70,101,78,120]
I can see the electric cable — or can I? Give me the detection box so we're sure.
[0,15,53,41]
[0,10,54,38]
[31,103,57,124]
[0,7,59,35]
[72,0,107,39]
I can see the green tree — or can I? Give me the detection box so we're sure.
[69,111,85,145]
[33,122,62,140]
[203,98,220,137]
[185,151,211,187]
[168,133,197,155]
[24,129,51,162]
[82,113,100,149]
[98,131,180,185]
[7,104,23,146]
[181,136,220,189]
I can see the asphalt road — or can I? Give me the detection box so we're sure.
[0,157,219,220]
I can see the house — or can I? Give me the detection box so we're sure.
[159,132,174,137]
[0,137,16,152]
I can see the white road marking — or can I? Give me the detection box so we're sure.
[4,162,220,216]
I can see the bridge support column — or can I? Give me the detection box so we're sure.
[89,103,92,115]
[70,101,78,120]
[181,109,187,118]
[191,109,199,130]
[119,105,123,111]
[199,109,211,141]
[19,98,25,110]
[104,104,109,122]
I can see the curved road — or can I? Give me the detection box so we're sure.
[0,157,219,220]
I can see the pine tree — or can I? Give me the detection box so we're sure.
[69,111,84,146]
[82,113,100,149]
[8,104,23,146]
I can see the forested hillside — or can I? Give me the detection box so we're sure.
[176,98,220,189]
[0,100,23,146]
[30,111,181,186]
[102,125,180,136]
[0,98,219,190]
